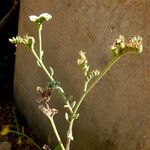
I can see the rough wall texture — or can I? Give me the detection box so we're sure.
[14,0,149,149]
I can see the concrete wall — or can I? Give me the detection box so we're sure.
[14,0,149,149]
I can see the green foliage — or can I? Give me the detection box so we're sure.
[47,81,61,89]
[54,144,63,150]
[0,125,11,136]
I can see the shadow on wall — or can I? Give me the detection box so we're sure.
[0,0,20,100]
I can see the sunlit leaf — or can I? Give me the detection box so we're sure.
[54,144,62,150]
[0,125,11,136]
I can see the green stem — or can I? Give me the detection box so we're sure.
[35,26,73,114]
[9,130,41,150]
[65,89,87,150]
[38,25,43,60]
[12,108,20,133]
[38,24,73,114]
[31,25,54,81]
[59,92,73,114]
[49,117,65,150]
[84,81,89,92]
[31,32,72,149]
[65,56,120,150]
[31,47,54,81]
[86,56,120,94]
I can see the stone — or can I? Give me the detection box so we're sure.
[0,141,11,150]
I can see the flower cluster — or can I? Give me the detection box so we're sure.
[9,35,35,49]
[77,51,101,82]
[110,35,143,57]
[111,35,125,56]
[29,13,52,26]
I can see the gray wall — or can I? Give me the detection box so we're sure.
[14,0,149,149]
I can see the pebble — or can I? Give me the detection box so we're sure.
[0,141,11,150]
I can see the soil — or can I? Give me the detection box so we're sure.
[0,100,42,150]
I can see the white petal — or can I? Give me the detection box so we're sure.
[39,13,52,21]
[29,15,38,22]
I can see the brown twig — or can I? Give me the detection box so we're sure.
[0,0,19,31]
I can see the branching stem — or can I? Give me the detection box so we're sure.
[65,56,120,150]
[86,56,120,94]
[31,26,73,150]
[9,13,143,150]
[32,26,121,150]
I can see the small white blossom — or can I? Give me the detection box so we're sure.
[29,15,38,22]
[29,13,52,25]
[39,13,52,21]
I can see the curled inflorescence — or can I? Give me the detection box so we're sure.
[85,69,100,82]
[9,35,35,49]
[77,51,89,76]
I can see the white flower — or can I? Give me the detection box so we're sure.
[29,13,52,24]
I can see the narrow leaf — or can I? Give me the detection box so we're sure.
[65,112,69,122]
[49,67,54,76]
[71,101,76,108]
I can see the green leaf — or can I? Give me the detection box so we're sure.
[54,144,62,150]
[0,125,11,136]
[71,101,76,108]
[49,67,54,76]
[65,112,69,122]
